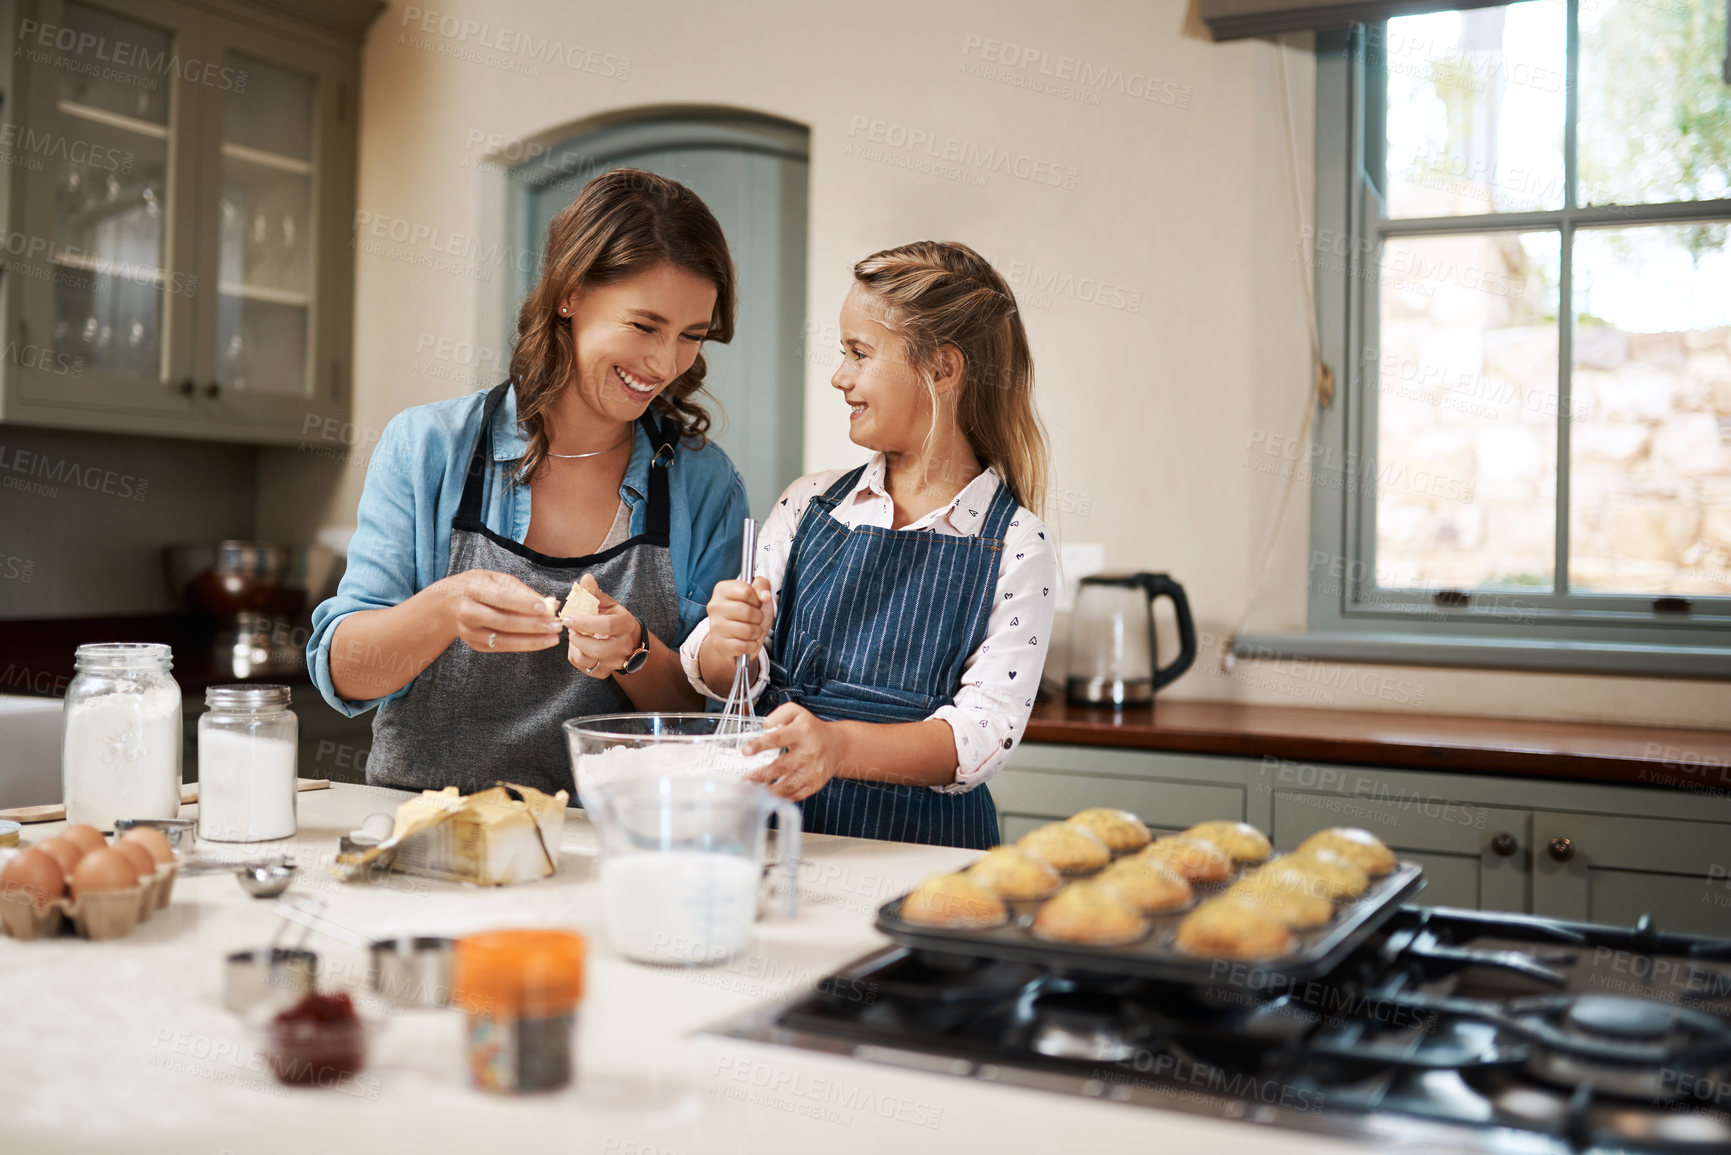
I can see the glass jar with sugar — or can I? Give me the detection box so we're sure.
[62,643,183,832]
[197,684,298,843]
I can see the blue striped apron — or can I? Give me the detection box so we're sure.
[765,466,1017,849]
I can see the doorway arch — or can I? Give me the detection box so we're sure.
[508,111,809,519]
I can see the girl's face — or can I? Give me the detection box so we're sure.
[831,284,934,453]
[562,261,717,426]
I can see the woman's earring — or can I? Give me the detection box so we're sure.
[558,305,570,316]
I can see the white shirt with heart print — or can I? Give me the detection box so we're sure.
[679,454,1058,793]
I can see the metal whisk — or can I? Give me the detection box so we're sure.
[717,517,759,737]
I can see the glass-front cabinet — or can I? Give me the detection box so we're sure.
[0,0,374,443]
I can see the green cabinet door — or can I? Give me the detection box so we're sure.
[3,0,365,443]
[1271,792,1533,913]
[994,745,1247,845]
[1531,811,1731,937]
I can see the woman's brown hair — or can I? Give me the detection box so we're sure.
[509,168,736,482]
[851,241,1050,517]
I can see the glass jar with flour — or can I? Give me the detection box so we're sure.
[62,643,183,831]
[197,685,298,842]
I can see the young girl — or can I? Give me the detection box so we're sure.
[680,241,1056,849]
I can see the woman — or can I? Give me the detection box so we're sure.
[309,169,750,795]
[683,241,1056,848]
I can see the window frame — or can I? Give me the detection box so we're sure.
[1235,11,1731,679]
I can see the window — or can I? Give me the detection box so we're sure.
[1283,0,1731,676]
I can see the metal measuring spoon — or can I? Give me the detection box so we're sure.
[236,860,298,898]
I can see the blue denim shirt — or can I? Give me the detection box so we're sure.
[307,385,748,717]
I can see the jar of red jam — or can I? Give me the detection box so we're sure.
[266,991,366,1086]
[452,929,585,1094]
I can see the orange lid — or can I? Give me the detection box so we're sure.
[452,929,585,1016]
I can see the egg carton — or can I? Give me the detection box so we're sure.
[0,859,179,941]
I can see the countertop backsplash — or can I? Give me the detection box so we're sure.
[0,425,257,618]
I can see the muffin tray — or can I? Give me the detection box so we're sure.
[875,860,1425,986]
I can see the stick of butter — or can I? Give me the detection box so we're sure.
[331,784,568,886]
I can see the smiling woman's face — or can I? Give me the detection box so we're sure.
[831,284,933,453]
[562,261,717,426]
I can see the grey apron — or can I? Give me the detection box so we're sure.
[366,382,680,797]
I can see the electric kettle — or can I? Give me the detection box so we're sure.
[1065,573,1197,706]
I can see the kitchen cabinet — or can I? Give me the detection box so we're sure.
[999,741,1731,934]
[0,0,380,444]
[992,745,1245,843]
[1530,811,1731,937]
[1269,793,1531,913]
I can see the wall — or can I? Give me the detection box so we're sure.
[308,0,1731,730]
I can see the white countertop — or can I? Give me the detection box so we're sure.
[3,783,1366,1155]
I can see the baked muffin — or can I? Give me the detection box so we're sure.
[1174,897,1295,960]
[1297,827,1397,876]
[1097,857,1193,914]
[967,846,1063,901]
[1137,835,1234,883]
[899,873,1008,929]
[1018,823,1111,874]
[1184,820,1273,864]
[1281,848,1370,900]
[1030,881,1149,945]
[1226,868,1335,930]
[1066,808,1152,853]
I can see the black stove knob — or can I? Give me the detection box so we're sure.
[1490,832,1517,857]
[1548,836,1575,863]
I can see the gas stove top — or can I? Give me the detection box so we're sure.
[711,907,1731,1154]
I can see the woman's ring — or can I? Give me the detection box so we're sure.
[586,658,603,675]
[487,632,497,650]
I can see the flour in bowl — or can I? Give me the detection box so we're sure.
[574,741,779,798]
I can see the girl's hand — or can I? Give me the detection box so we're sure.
[743,702,849,801]
[704,577,773,662]
[441,570,563,653]
[561,574,644,678]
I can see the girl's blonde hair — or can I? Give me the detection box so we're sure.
[851,241,1049,517]
[509,168,736,482]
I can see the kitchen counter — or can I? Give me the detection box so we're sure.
[1027,698,1731,791]
[4,783,1349,1155]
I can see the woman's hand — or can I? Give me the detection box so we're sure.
[562,573,644,678]
[743,702,850,801]
[439,570,563,653]
[704,577,773,661]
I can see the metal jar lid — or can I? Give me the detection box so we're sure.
[74,642,174,670]
[205,684,292,711]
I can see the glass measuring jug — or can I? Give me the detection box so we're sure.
[580,774,800,967]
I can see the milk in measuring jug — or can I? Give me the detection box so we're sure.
[600,851,760,964]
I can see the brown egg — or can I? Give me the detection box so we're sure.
[119,826,175,865]
[37,837,85,876]
[1,848,67,908]
[70,848,139,898]
[113,839,157,877]
[60,824,108,856]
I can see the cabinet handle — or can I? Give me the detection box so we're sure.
[204,381,221,398]
[1490,832,1518,857]
[1547,836,1575,863]
[174,378,195,396]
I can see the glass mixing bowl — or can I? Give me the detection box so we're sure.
[563,713,781,805]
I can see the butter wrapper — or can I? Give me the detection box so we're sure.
[333,783,567,886]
